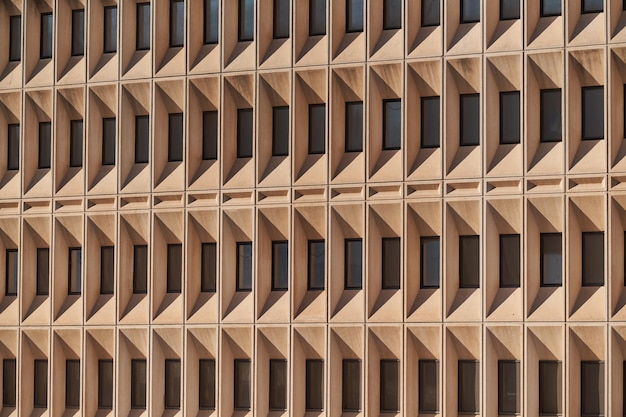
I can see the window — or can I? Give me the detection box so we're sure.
[273,0,289,39]
[237,108,253,158]
[204,0,219,44]
[345,239,362,290]
[342,359,360,412]
[500,234,520,288]
[5,250,17,296]
[236,242,252,291]
[202,111,218,160]
[34,359,47,408]
[500,0,520,20]
[345,101,363,152]
[234,359,251,410]
[582,232,604,286]
[7,124,19,171]
[65,360,80,408]
[272,106,289,156]
[98,117,115,166]
[383,0,402,30]
[539,361,562,416]
[269,360,287,410]
[309,0,326,35]
[165,359,181,409]
[308,240,325,290]
[37,248,49,296]
[461,0,480,23]
[135,115,149,163]
[239,0,254,41]
[199,359,216,410]
[38,122,51,169]
[540,89,562,142]
[168,113,183,162]
[582,86,604,140]
[582,0,603,13]
[346,0,364,32]
[460,93,480,146]
[9,16,21,62]
[380,360,399,412]
[540,0,561,16]
[131,359,146,409]
[272,241,288,291]
[170,0,184,47]
[581,361,604,417]
[133,245,148,294]
[167,244,182,293]
[201,243,217,292]
[419,360,439,413]
[382,237,400,290]
[306,360,324,411]
[68,247,82,295]
[40,13,53,59]
[458,360,479,414]
[383,99,401,150]
[100,246,114,295]
[540,233,562,287]
[71,9,84,56]
[2,359,15,407]
[500,91,520,144]
[498,360,519,415]
[136,3,150,50]
[98,360,113,409]
[459,235,480,288]
[103,6,117,53]
[421,237,440,288]
[421,96,440,148]
[422,0,440,26]
[308,104,326,154]
[69,120,83,168]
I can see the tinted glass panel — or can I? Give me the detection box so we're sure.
[540,89,562,142]
[34,360,47,408]
[237,242,252,291]
[237,108,253,158]
[539,361,562,415]
[419,360,439,413]
[346,0,364,32]
[345,101,363,152]
[136,3,150,50]
[104,6,117,53]
[422,0,440,26]
[204,0,219,44]
[273,106,289,156]
[458,361,479,414]
[68,248,82,295]
[383,99,401,150]
[165,359,181,409]
[65,360,80,408]
[239,0,254,41]
[102,118,116,166]
[273,0,289,38]
[272,241,288,290]
[7,124,19,171]
[131,359,146,409]
[199,359,216,410]
[306,360,324,411]
[421,237,440,288]
[382,238,400,289]
[380,360,399,412]
[3,359,15,407]
[460,94,480,146]
[167,244,182,293]
[582,232,604,286]
[203,111,218,160]
[541,0,561,16]
[170,0,184,47]
[201,243,217,292]
[541,233,562,286]
[37,248,49,296]
[234,360,251,410]
[9,16,21,62]
[309,104,326,154]
[500,234,520,288]
[342,360,360,412]
[461,0,480,23]
[498,361,519,415]
[421,96,440,148]
[269,360,287,410]
[38,122,51,169]
[135,116,149,163]
[40,13,53,59]
[98,360,113,409]
[308,240,325,290]
[500,91,520,144]
[310,0,326,35]
[459,235,480,288]
[345,239,362,289]
[581,361,604,417]
[383,0,402,29]
[5,251,17,296]
[500,0,520,19]
[100,246,114,295]
[71,10,84,56]
[133,245,148,294]
[582,86,604,140]
[69,120,83,168]
[582,0,603,13]
[168,113,183,162]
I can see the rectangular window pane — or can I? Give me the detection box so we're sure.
[202,111,218,160]
[272,106,289,156]
[500,0,520,19]
[582,232,604,286]
[2,359,15,407]
[133,245,148,294]
[419,360,439,413]
[345,239,362,290]
[34,359,47,408]
[582,86,604,140]
[306,360,324,411]
[103,6,117,53]
[100,246,114,295]
[345,101,363,152]
[541,0,561,16]
[234,359,251,410]
[165,359,181,409]
[201,243,217,292]
[380,360,399,412]
[71,10,84,56]
[167,244,182,293]
[69,120,83,168]
[346,0,364,32]
[38,122,51,169]
[204,0,219,44]
[500,234,520,288]
[342,359,360,412]
[458,360,479,414]
[308,104,326,154]
[421,237,440,288]
[383,99,401,150]
[5,250,17,296]
[459,235,480,288]
[40,13,53,59]
[273,0,289,39]
[136,3,150,50]
[461,0,480,23]
[581,361,604,417]
[382,237,400,289]
[9,16,21,62]
[421,96,440,148]
[239,0,254,41]
[7,124,19,171]
[272,241,288,290]
[500,91,520,144]
[65,360,80,408]
[170,0,184,47]
[131,359,146,409]
[68,248,82,295]
[383,0,402,30]
[135,115,149,163]
[168,113,183,162]
[98,360,113,409]
[422,0,440,26]
[102,118,116,166]
[540,89,562,142]
[309,0,326,35]
[460,93,480,146]
[539,361,562,416]
[199,359,216,410]
[37,248,49,296]
[308,240,325,290]
[269,360,287,410]
[541,233,562,286]
[237,242,252,291]
[237,108,253,158]
[582,0,603,13]
[498,360,519,415]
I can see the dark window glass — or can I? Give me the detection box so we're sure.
[98,360,113,409]
[498,361,519,415]
[500,234,520,288]
[582,232,604,286]
[269,360,287,410]
[38,122,51,169]
[37,248,49,296]
[421,237,440,288]
[460,93,480,146]
[500,91,520,144]
[345,239,362,290]
[383,0,402,30]
[40,13,53,59]
[582,0,603,13]
[623,362,626,416]
[273,106,289,156]
[539,361,562,416]
[165,359,181,409]
[33,359,47,408]
[421,96,440,148]
[234,359,251,410]
[582,86,604,140]
[461,0,480,23]
[168,113,183,162]
[383,99,401,150]
[380,360,399,412]
[422,0,440,26]
[170,0,184,47]
[342,359,360,412]
[201,243,217,292]
[308,240,325,290]
[346,0,364,32]
[541,233,562,287]
[7,124,19,171]
[273,0,289,39]
[100,246,114,295]
[458,360,479,414]
[133,245,148,294]
[237,108,253,158]
[272,241,288,291]
[71,10,84,56]
[204,0,219,44]
[459,235,480,288]
[236,242,252,291]
[5,250,17,296]
[69,120,83,168]
[102,118,116,166]
[306,360,324,411]
[68,247,82,295]
[167,244,182,293]
[239,0,254,41]
[581,361,604,417]
[9,16,21,62]
[309,104,326,154]
[65,360,80,408]
[136,3,150,50]
[198,359,216,410]
[309,0,326,35]
[135,115,149,164]
[382,237,400,290]
[103,6,117,53]
[345,101,363,152]
[540,89,562,142]
[500,0,520,19]
[131,359,146,409]
[202,111,218,160]
[541,0,561,16]
[419,360,439,413]
[2,359,16,407]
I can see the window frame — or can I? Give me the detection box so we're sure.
[499,91,521,145]
[381,237,401,290]
[382,99,402,151]
[5,249,18,297]
[9,15,21,62]
[103,6,117,53]
[71,9,85,57]
[67,247,82,295]
[307,239,325,291]
[100,246,114,295]
[499,234,520,288]
[236,242,253,292]
[344,238,363,290]
[581,86,604,141]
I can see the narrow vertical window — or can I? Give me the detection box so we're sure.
[582,0,603,13]
[582,86,604,140]
[100,246,114,295]
[308,104,326,154]
[459,235,480,288]
[540,233,562,286]
[306,360,324,411]
[69,120,83,168]
[382,237,400,290]
[273,0,289,39]
[342,359,361,412]
[68,247,82,295]
[135,115,149,164]
[500,0,520,19]
[237,108,253,158]
[582,232,604,286]
[133,245,148,294]
[204,0,219,44]
[500,91,520,144]
[458,360,479,414]
[383,99,401,150]
[344,239,363,290]
[202,111,218,160]
[309,0,326,35]
[499,234,520,288]
[167,244,182,293]
[131,359,147,409]
[269,360,287,410]
[421,237,440,288]
[98,360,113,409]
[272,106,289,157]
[170,0,184,47]
[540,89,562,142]
[422,0,440,26]
[421,96,440,148]
[272,241,288,291]
[65,360,80,408]
[380,360,399,412]
[234,359,251,410]
[38,122,51,169]
[168,113,183,162]
[419,360,439,413]
[165,359,181,409]
[461,0,480,23]
[37,248,49,296]
[103,6,117,53]
[7,124,19,171]
[346,0,364,32]
[102,118,116,166]
[136,3,151,50]
[345,101,363,152]
[540,0,561,16]
[9,16,21,62]
[498,360,519,415]
[239,0,254,42]
[2,359,16,407]
[581,361,604,417]
[539,361,562,416]
[33,359,47,408]
[201,243,217,292]
[383,0,402,30]
[40,13,53,59]
[236,242,252,291]
[5,250,17,296]
[71,9,84,56]
[308,240,325,290]
[199,359,216,410]
[460,93,480,146]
